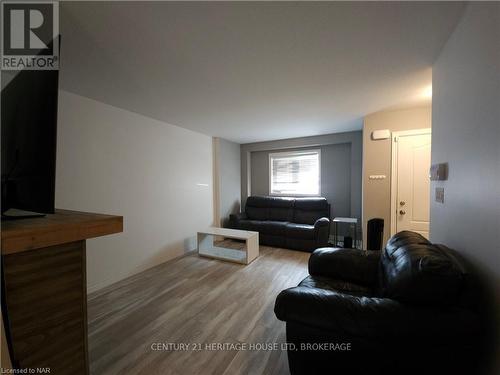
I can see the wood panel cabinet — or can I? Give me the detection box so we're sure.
[1,210,123,374]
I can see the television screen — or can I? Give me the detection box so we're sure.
[1,69,59,216]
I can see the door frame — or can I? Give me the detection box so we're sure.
[390,128,432,236]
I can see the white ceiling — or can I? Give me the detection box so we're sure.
[59,2,465,144]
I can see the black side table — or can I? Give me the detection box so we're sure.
[332,217,359,249]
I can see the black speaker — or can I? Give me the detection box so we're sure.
[343,236,353,248]
[367,218,384,250]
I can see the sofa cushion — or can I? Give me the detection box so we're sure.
[238,219,288,236]
[267,196,294,221]
[245,196,270,220]
[245,196,271,208]
[236,219,260,232]
[256,220,288,236]
[309,248,380,287]
[293,197,329,225]
[286,223,315,240]
[246,207,268,221]
[381,231,465,306]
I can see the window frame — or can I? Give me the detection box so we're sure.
[268,149,322,197]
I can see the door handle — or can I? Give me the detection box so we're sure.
[400,201,405,206]
[399,210,406,215]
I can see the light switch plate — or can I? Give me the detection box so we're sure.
[430,163,448,181]
[435,187,445,203]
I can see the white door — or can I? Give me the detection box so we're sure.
[393,130,431,239]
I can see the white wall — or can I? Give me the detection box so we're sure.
[56,90,213,292]
[431,2,499,294]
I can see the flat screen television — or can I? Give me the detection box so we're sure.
[1,69,59,218]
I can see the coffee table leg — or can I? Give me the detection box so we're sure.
[246,234,259,264]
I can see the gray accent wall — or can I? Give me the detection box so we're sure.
[250,144,352,219]
[430,2,499,306]
[217,138,241,226]
[241,131,362,235]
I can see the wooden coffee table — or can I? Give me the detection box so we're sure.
[197,227,259,265]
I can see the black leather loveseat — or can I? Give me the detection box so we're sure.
[229,196,330,252]
[275,231,497,375]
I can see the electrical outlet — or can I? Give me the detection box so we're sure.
[435,187,445,203]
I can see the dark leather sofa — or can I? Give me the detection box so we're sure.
[229,196,330,252]
[275,231,497,375]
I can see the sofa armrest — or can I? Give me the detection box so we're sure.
[275,286,399,336]
[313,217,330,248]
[314,217,330,228]
[229,212,247,228]
[308,248,380,286]
[274,286,479,339]
[229,212,247,221]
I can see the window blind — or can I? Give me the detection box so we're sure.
[269,150,320,195]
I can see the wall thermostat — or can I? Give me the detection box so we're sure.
[430,163,448,181]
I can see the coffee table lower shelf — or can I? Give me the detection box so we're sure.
[197,227,259,265]
[199,246,248,264]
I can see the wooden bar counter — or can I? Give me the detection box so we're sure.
[1,209,123,374]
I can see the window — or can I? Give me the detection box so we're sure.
[269,150,321,196]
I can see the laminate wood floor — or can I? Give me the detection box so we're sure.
[87,245,310,375]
